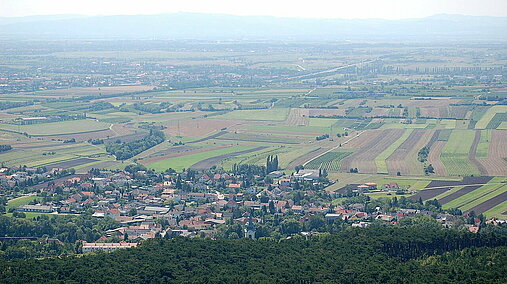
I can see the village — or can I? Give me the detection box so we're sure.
[2,162,502,254]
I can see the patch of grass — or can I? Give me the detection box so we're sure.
[7,195,39,211]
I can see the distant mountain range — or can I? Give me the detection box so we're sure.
[0,13,506,41]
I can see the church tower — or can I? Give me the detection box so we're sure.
[244,215,256,239]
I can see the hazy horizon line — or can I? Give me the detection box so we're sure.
[1,11,506,21]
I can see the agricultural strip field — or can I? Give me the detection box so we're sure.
[285,108,309,126]
[190,146,267,170]
[386,129,435,176]
[375,129,413,174]
[43,158,99,169]
[145,145,258,171]
[477,130,507,176]
[216,132,303,144]
[215,108,289,121]
[340,129,405,174]
[305,151,353,171]
[219,146,286,170]
[469,130,488,176]
[483,200,507,219]
[475,130,491,158]
[439,130,480,176]
[0,120,111,136]
[475,105,507,129]
[466,191,507,215]
[409,176,493,201]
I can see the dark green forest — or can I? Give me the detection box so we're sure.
[1,227,506,283]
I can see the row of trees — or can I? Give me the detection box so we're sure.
[266,155,279,173]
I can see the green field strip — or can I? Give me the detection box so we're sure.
[475,105,507,129]
[0,120,111,136]
[483,200,507,219]
[440,130,480,176]
[375,129,413,174]
[278,146,321,169]
[146,145,257,171]
[433,186,465,200]
[475,130,491,158]
[437,129,452,141]
[442,183,505,210]
[438,119,457,129]
[309,118,338,127]
[459,184,507,212]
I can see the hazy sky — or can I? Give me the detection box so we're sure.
[1,0,507,19]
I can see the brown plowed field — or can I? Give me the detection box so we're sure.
[386,129,431,175]
[340,129,405,174]
[365,108,390,117]
[477,130,507,176]
[341,129,383,149]
[448,106,468,119]
[285,108,309,126]
[467,191,507,214]
[405,98,459,107]
[428,141,447,176]
[469,130,489,176]
[419,107,440,118]
[164,119,240,137]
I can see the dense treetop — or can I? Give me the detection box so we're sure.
[1,227,506,283]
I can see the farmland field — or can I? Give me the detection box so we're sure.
[305,151,352,171]
[439,130,480,176]
[0,120,111,136]
[145,145,258,171]
[0,39,506,220]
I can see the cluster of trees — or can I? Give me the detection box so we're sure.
[265,155,279,173]
[88,139,104,145]
[132,102,174,114]
[1,227,506,283]
[418,146,430,162]
[0,145,12,152]
[105,129,165,160]
[424,164,435,174]
[315,134,329,141]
